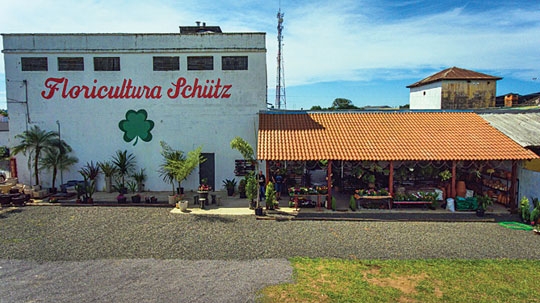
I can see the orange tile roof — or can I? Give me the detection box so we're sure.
[258,111,539,161]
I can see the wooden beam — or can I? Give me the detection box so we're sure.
[510,160,518,212]
[389,161,394,197]
[327,160,333,210]
[451,161,457,198]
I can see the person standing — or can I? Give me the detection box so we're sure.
[258,170,266,201]
[272,171,284,200]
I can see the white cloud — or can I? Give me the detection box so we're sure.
[274,2,540,86]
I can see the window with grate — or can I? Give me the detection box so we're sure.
[94,57,120,71]
[153,56,180,71]
[21,57,48,71]
[187,56,213,70]
[58,57,84,71]
[222,56,248,70]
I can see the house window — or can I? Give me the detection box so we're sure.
[21,57,48,71]
[222,56,248,70]
[58,57,84,71]
[187,56,213,70]
[153,56,180,71]
[94,57,120,71]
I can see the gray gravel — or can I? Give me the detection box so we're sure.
[1,206,540,302]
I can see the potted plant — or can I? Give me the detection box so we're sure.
[159,141,206,201]
[520,196,531,224]
[131,193,142,203]
[175,194,188,211]
[238,178,247,199]
[265,181,276,210]
[246,173,258,209]
[111,150,136,194]
[117,193,127,204]
[476,194,493,217]
[132,168,146,192]
[98,161,117,193]
[222,178,237,196]
[79,161,100,204]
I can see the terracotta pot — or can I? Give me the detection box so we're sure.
[456,181,466,198]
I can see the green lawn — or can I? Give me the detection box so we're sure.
[259,258,540,303]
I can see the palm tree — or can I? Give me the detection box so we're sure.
[39,139,78,190]
[98,161,117,193]
[111,150,136,192]
[11,125,59,185]
[158,141,185,195]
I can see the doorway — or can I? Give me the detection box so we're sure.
[200,153,215,190]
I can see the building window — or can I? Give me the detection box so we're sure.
[21,57,48,71]
[58,57,84,71]
[153,56,180,71]
[222,56,248,70]
[94,57,120,71]
[187,56,213,70]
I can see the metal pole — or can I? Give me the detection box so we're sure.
[56,120,63,187]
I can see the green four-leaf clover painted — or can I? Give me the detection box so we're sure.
[119,109,155,145]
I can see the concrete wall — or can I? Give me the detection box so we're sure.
[2,33,267,191]
[518,165,540,209]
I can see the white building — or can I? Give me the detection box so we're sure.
[2,26,267,191]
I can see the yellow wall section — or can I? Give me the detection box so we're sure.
[523,159,540,172]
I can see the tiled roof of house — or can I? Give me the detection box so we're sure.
[407,67,502,88]
[257,111,538,161]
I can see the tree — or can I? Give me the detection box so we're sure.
[230,136,254,162]
[39,138,78,189]
[331,98,356,110]
[159,141,205,194]
[11,125,59,185]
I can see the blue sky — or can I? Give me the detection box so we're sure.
[1,0,539,109]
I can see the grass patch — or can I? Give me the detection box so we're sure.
[258,258,540,303]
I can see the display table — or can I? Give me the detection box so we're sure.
[197,191,209,209]
[355,196,392,209]
[289,194,326,211]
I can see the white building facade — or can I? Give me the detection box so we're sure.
[2,31,267,191]
[408,82,443,110]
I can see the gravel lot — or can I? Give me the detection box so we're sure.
[1,206,539,302]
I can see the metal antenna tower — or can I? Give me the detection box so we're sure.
[275,8,286,109]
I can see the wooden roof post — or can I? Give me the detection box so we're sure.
[327,160,333,210]
[451,161,457,198]
[389,161,394,197]
[510,160,518,212]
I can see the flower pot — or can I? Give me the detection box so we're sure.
[131,195,141,203]
[177,200,188,212]
[456,181,466,198]
[168,195,176,205]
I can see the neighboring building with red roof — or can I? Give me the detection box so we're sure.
[407,67,502,110]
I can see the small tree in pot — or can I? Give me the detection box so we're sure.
[246,173,258,209]
[159,141,205,204]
